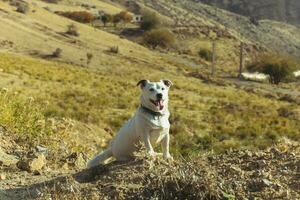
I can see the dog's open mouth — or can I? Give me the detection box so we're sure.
[150,99,164,110]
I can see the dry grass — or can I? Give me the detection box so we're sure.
[0,52,299,157]
[0,0,299,158]
[11,144,300,199]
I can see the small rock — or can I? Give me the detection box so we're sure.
[0,173,6,180]
[33,170,41,175]
[65,152,87,169]
[258,160,267,168]
[262,178,273,187]
[0,147,18,166]
[17,154,46,172]
[35,145,49,155]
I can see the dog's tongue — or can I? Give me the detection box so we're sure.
[158,100,164,110]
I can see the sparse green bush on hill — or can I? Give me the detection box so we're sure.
[247,54,298,84]
[143,29,175,49]
[0,92,54,147]
[15,2,29,14]
[66,24,79,36]
[52,48,62,58]
[108,46,119,54]
[101,14,112,27]
[140,11,160,31]
[198,48,213,61]
[86,53,93,65]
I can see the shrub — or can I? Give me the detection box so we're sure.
[112,14,122,27]
[108,46,119,54]
[58,11,94,23]
[198,49,213,61]
[250,16,259,26]
[52,48,62,58]
[143,29,175,49]
[0,92,54,147]
[86,53,93,65]
[66,24,79,36]
[140,11,160,31]
[42,0,61,3]
[247,54,298,84]
[16,2,29,14]
[101,14,112,27]
[118,11,133,23]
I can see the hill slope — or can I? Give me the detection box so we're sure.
[135,0,300,59]
[198,0,300,25]
[0,0,299,199]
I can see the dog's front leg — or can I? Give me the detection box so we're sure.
[162,133,173,160]
[142,131,156,157]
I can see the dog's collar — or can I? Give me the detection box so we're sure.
[140,105,164,117]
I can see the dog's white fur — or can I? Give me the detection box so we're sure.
[87,79,173,168]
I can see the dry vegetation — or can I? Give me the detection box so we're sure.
[4,145,299,199]
[0,0,299,199]
[0,52,299,157]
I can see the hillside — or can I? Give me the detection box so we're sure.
[0,0,299,199]
[198,0,300,25]
[1,142,299,199]
[135,0,300,59]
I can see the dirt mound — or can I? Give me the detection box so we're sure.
[2,144,299,200]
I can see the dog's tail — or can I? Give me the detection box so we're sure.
[87,148,113,168]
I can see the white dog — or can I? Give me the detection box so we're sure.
[87,79,173,168]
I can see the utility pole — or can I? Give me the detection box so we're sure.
[238,42,244,78]
[211,40,216,76]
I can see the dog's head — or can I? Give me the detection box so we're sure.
[137,79,172,112]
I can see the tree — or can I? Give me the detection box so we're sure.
[247,54,298,84]
[101,14,112,27]
[140,11,160,31]
[118,11,133,24]
[112,14,122,27]
[143,29,175,49]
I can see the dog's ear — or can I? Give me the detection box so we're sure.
[137,80,149,89]
[161,79,173,87]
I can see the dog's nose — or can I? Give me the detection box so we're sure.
[156,93,163,99]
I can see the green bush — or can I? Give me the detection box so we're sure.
[66,24,79,36]
[143,29,175,49]
[198,49,213,61]
[52,48,62,58]
[140,11,160,31]
[247,54,299,84]
[101,14,112,27]
[0,92,54,147]
[16,2,29,14]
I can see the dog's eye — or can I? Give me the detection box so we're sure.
[149,88,154,92]
[161,88,165,91]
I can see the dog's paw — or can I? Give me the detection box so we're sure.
[163,154,173,161]
[147,150,156,157]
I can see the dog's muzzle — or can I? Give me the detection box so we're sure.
[150,98,164,110]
